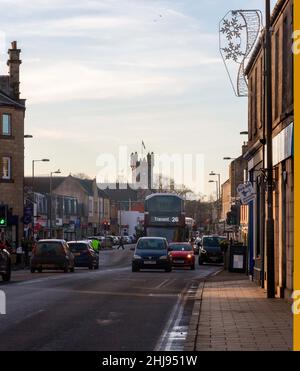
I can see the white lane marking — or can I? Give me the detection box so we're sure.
[155,279,170,289]
[154,283,189,351]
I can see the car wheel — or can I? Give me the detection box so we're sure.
[64,266,69,273]
[95,264,99,270]
[88,265,93,270]
[191,264,195,270]
[30,267,35,273]
[2,265,11,282]
[38,268,43,273]
[165,267,172,273]
[132,265,139,272]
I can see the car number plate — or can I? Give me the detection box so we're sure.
[144,261,156,265]
[175,260,185,264]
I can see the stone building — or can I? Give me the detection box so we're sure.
[24,176,111,239]
[244,0,294,298]
[0,41,25,247]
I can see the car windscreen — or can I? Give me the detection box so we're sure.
[169,244,192,251]
[35,242,65,257]
[137,239,166,250]
[68,243,88,252]
[202,237,220,247]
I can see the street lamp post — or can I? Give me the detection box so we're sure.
[209,180,219,233]
[49,169,61,238]
[31,159,50,238]
[265,0,275,298]
[209,172,222,223]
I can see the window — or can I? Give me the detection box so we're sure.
[2,157,11,179]
[2,114,11,136]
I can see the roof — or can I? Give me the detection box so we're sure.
[245,0,288,76]
[75,178,94,196]
[0,89,25,109]
[24,176,66,194]
[145,193,184,201]
[103,185,139,202]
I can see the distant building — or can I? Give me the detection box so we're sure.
[24,176,111,239]
[0,41,26,247]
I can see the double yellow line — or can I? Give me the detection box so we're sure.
[295,0,300,352]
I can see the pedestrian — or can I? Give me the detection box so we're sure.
[117,236,125,250]
[91,238,100,252]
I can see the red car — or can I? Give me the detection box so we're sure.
[169,242,195,270]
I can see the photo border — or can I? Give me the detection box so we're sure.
[294,0,300,352]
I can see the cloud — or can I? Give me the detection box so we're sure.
[22,62,187,104]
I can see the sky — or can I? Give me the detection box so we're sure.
[0,0,277,199]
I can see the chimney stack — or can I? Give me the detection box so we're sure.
[7,41,21,100]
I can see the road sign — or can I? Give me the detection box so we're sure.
[237,182,255,205]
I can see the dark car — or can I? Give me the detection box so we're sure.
[68,241,99,270]
[198,236,224,265]
[132,237,172,272]
[30,239,75,273]
[169,242,195,270]
[0,248,11,282]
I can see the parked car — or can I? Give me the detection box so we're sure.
[132,237,172,272]
[169,242,195,270]
[198,235,224,265]
[68,241,99,270]
[0,247,11,282]
[30,239,75,273]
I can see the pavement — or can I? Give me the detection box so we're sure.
[184,270,293,351]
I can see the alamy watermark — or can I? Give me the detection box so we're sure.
[96,146,205,195]
[293,30,300,55]
[0,290,6,315]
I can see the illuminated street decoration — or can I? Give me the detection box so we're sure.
[219,10,263,97]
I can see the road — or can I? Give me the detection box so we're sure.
[0,245,221,351]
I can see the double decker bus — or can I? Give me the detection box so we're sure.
[144,193,186,242]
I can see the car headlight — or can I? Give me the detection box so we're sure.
[187,254,193,259]
[133,254,142,259]
[159,255,168,260]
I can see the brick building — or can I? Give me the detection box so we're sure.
[0,41,25,247]
[244,0,294,298]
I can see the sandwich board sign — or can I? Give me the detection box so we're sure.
[237,182,255,205]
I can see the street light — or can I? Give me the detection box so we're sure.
[209,172,221,200]
[209,172,221,223]
[208,180,218,201]
[49,169,61,238]
[31,159,50,238]
[265,0,275,298]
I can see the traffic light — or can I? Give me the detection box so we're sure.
[0,205,8,227]
[103,221,110,231]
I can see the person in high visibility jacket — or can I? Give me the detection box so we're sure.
[91,238,101,252]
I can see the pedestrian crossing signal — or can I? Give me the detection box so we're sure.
[0,205,8,227]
